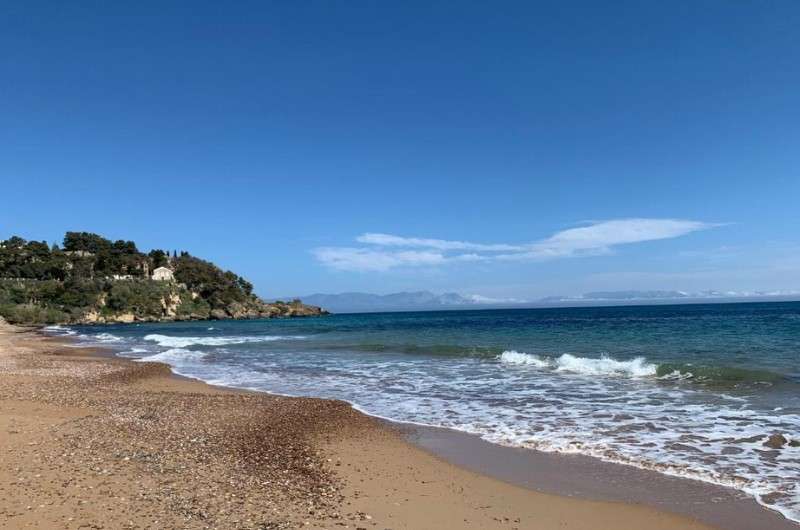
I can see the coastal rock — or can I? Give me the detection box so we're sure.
[210,309,228,320]
[71,299,328,325]
[82,310,102,324]
[114,313,136,324]
[763,433,788,449]
[288,304,328,317]
[161,292,182,318]
[226,302,253,319]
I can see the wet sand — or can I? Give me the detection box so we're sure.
[407,423,796,530]
[0,320,787,529]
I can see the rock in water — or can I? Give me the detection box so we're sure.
[763,433,787,449]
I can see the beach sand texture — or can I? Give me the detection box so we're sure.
[0,320,717,529]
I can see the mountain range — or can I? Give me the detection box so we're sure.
[292,290,800,313]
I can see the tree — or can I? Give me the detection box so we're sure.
[172,255,253,309]
[237,277,254,295]
[63,232,112,254]
[112,240,138,254]
[4,236,26,250]
[0,230,268,324]
[149,249,168,268]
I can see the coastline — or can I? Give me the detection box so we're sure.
[0,324,792,529]
[407,423,796,530]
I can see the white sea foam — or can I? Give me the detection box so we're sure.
[42,325,77,336]
[116,347,150,358]
[86,332,124,343]
[499,351,657,378]
[498,350,551,368]
[143,333,306,348]
[658,369,694,381]
[92,331,800,524]
[136,348,207,364]
[555,353,657,377]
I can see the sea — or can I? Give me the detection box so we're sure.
[45,302,800,524]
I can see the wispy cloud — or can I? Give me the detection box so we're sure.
[312,247,487,272]
[500,218,719,260]
[314,218,720,272]
[356,233,525,252]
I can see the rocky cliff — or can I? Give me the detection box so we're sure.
[79,286,327,325]
[0,232,328,325]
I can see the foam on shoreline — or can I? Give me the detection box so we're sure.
[51,323,800,526]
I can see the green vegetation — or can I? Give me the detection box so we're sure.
[0,232,324,325]
[173,253,253,307]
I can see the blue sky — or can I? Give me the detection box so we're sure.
[1,2,799,299]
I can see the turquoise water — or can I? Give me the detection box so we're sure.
[53,302,800,523]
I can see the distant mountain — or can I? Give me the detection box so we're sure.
[296,289,800,313]
[292,291,525,313]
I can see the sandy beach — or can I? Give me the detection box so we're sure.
[0,320,777,530]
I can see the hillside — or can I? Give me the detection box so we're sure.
[0,232,327,325]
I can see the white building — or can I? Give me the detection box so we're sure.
[151,266,175,281]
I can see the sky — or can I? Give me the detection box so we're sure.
[1,1,799,300]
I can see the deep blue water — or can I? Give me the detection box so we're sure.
[51,302,800,523]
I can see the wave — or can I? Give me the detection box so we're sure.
[499,351,657,378]
[116,347,150,358]
[498,350,551,368]
[136,348,207,364]
[499,351,787,385]
[97,332,124,342]
[143,333,306,348]
[42,325,77,336]
[77,332,124,343]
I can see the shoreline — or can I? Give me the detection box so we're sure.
[35,327,800,529]
[407,423,796,530]
[85,335,796,530]
[0,324,791,529]
[72,335,795,528]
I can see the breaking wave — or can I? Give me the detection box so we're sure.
[498,350,552,368]
[136,348,207,364]
[42,325,77,336]
[499,351,786,385]
[143,333,306,348]
[499,351,657,377]
[92,332,124,343]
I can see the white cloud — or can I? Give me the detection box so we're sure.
[356,233,525,252]
[502,218,719,260]
[314,218,719,272]
[312,247,447,272]
[537,218,715,254]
